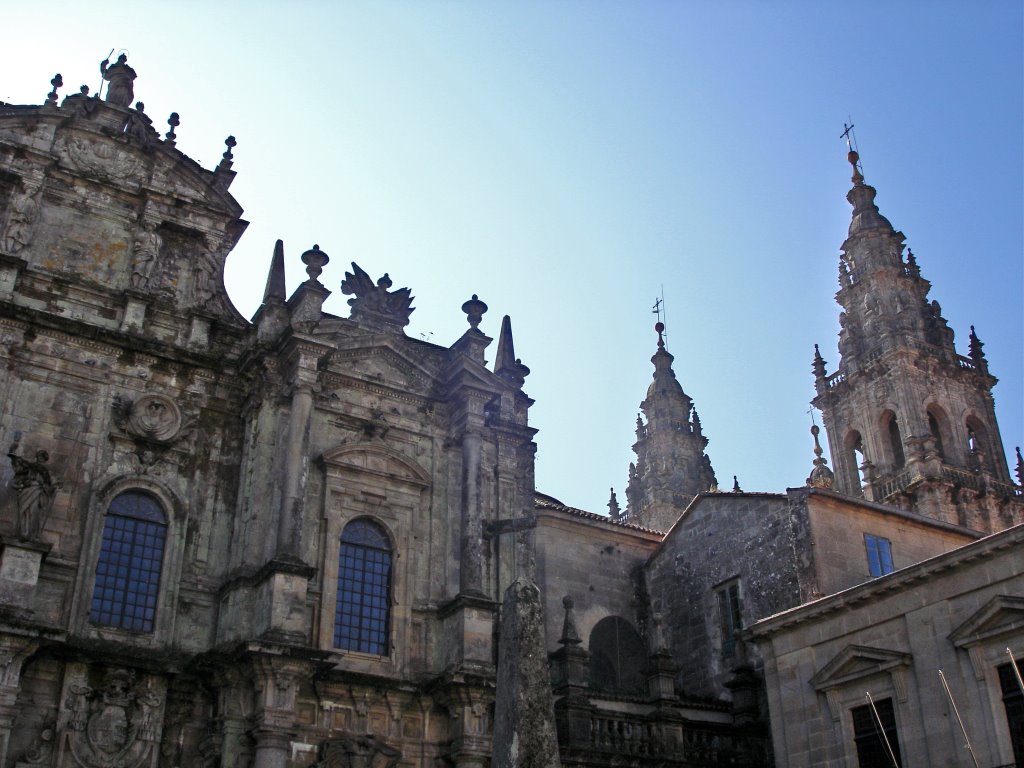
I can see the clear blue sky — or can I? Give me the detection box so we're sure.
[5,1,1022,514]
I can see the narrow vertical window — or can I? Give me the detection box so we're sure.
[334,519,392,655]
[89,491,167,632]
[887,416,905,468]
[852,697,903,768]
[864,534,894,577]
[927,412,945,460]
[717,581,742,658]
[998,658,1024,767]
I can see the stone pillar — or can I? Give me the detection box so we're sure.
[249,656,309,768]
[0,634,39,768]
[0,538,50,616]
[647,648,678,702]
[460,430,484,595]
[493,578,560,768]
[276,382,314,558]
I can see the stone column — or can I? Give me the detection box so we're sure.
[250,656,308,768]
[493,578,560,768]
[460,429,484,596]
[0,634,39,768]
[276,381,314,558]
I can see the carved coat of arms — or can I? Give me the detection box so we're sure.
[63,668,162,768]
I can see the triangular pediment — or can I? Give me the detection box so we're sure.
[950,595,1024,649]
[324,343,439,396]
[811,644,912,692]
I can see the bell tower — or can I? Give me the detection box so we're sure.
[624,322,717,530]
[812,149,1022,531]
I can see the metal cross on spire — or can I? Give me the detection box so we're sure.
[840,119,859,153]
[652,287,667,344]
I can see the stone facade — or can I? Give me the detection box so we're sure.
[0,63,540,768]
[0,57,1021,768]
[643,488,981,703]
[750,524,1024,768]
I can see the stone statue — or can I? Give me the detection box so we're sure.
[100,54,137,107]
[2,184,39,254]
[191,253,217,304]
[8,439,58,540]
[130,224,161,289]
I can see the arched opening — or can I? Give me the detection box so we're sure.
[90,490,167,633]
[588,616,648,695]
[926,405,952,462]
[965,416,992,472]
[844,430,866,492]
[882,411,905,469]
[334,518,393,655]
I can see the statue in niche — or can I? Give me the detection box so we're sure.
[191,252,217,305]
[2,183,39,254]
[130,223,161,289]
[100,54,136,107]
[7,436,58,540]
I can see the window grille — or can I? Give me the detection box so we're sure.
[89,491,167,632]
[334,519,392,655]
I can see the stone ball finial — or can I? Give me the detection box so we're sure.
[462,294,487,329]
[301,244,330,282]
[807,424,835,489]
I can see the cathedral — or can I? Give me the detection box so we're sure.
[0,56,1021,768]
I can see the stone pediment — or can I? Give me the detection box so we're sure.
[811,644,911,694]
[811,644,912,721]
[50,126,240,216]
[950,595,1024,647]
[322,443,430,489]
[324,344,438,397]
[949,595,1024,679]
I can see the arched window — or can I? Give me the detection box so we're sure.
[926,406,951,462]
[965,416,991,471]
[588,616,647,694]
[844,430,866,493]
[89,491,167,632]
[334,519,392,655]
[883,413,905,469]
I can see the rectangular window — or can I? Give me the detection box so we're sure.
[998,658,1024,767]
[864,534,894,577]
[717,581,742,658]
[852,697,903,768]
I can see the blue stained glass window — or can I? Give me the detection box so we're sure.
[334,519,392,655]
[865,534,895,577]
[89,491,167,632]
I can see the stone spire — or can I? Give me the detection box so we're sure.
[263,239,287,304]
[494,315,530,387]
[624,322,717,530]
[812,146,1020,531]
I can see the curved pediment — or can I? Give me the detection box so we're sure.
[0,101,249,327]
[321,443,430,489]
